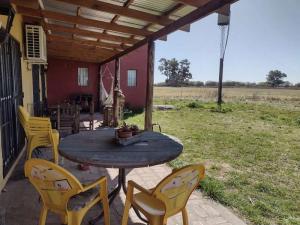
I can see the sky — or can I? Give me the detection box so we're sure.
[154,0,300,84]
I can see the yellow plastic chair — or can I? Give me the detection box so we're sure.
[18,106,59,163]
[122,164,205,225]
[25,159,110,225]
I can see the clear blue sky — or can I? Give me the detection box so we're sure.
[154,0,300,84]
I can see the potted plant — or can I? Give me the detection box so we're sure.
[117,122,133,138]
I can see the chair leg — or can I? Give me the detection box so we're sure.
[39,205,48,225]
[121,199,131,225]
[67,212,83,225]
[182,208,189,225]
[102,197,110,225]
[60,214,68,225]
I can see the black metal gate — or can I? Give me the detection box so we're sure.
[0,36,25,177]
[32,64,41,116]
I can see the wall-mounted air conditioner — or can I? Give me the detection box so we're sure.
[25,25,47,63]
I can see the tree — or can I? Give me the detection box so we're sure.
[158,58,192,86]
[266,70,287,87]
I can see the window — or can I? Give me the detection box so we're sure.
[78,68,88,86]
[127,69,137,87]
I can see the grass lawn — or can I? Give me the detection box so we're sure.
[125,88,300,225]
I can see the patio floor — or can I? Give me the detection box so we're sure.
[0,147,247,225]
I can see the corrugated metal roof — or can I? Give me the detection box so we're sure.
[79,7,115,23]
[43,0,77,16]
[130,0,177,15]
[171,5,196,18]
[16,0,236,62]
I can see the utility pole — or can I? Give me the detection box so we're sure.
[217,5,231,107]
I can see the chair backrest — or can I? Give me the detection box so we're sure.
[25,159,83,211]
[18,106,30,137]
[153,164,205,216]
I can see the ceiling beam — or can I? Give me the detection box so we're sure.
[16,6,152,36]
[46,23,137,45]
[47,34,125,50]
[47,50,105,63]
[48,54,100,63]
[47,35,121,54]
[100,0,237,65]
[55,0,174,26]
[47,43,113,59]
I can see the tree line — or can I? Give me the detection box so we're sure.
[158,58,300,88]
[155,80,300,88]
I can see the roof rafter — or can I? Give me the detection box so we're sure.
[55,0,174,26]
[47,34,125,50]
[100,0,236,65]
[16,6,152,36]
[47,35,122,53]
[46,23,137,45]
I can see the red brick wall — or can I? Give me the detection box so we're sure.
[46,44,148,109]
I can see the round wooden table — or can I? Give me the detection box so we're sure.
[59,128,183,224]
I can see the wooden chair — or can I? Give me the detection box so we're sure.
[18,106,59,164]
[25,159,110,225]
[56,103,80,136]
[79,101,94,130]
[122,164,205,225]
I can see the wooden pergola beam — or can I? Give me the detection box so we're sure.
[16,6,152,36]
[55,0,174,26]
[100,0,236,65]
[48,53,102,63]
[47,45,111,60]
[47,42,115,59]
[47,34,125,51]
[46,24,137,45]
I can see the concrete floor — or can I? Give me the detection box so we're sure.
[0,147,247,225]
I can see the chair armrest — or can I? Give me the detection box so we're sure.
[128,180,152,195]
[82,176,107,192]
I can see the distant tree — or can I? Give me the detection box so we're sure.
[295,83,300,88]
[205,81,218,87]
[158,58,192,86]
[266,70,287,87]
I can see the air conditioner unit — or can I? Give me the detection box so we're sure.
[25,25,47,63]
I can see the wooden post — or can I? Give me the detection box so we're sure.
[144,40,155,131]
[98,64,102,112]
[113,58,120,127]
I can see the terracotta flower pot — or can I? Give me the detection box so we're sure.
[118,130,132,138]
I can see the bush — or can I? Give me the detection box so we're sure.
[187,101,203,109]
[205,81,218,87]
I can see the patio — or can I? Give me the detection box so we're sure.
[0,146,247,225]
[0,0,244,224]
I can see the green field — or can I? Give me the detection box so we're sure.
[125,87,300,225]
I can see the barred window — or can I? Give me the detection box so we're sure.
[78,68,88,86]
[127,70,137,87]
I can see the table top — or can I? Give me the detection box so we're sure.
[59,128,183,168]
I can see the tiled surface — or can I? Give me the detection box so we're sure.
[0,149,247,225]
